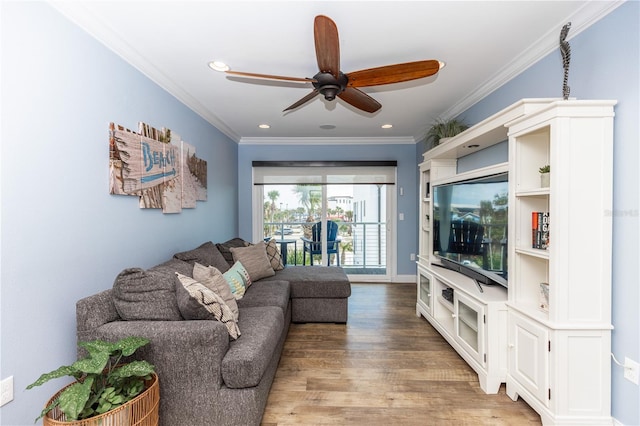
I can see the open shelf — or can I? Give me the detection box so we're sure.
[437,295,454,312]
[505,100,615,424]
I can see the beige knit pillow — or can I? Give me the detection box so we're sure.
[193,263,239,321]
[230,241,275,281]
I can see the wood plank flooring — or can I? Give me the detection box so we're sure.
[262,282,541,425]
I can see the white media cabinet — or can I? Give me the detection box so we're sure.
[417,98,615,425]
[417,262,509,394]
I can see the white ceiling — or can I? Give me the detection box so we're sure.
[51,1,622,144]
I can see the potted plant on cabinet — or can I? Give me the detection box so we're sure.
[539,165,550,187]
[27,336,159,425]
[426,118,469,148]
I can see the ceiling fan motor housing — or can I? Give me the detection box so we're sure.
[313,71,348,101]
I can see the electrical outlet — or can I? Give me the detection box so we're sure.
[0,376,13,407]
[410,253,416,261]
[624,357,639,385]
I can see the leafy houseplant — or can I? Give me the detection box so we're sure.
[539,165,550,174]
[27,336,155,422]
[426,118,469,147]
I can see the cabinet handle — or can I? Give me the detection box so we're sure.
[451,314,457,318]
[509,344,515,349]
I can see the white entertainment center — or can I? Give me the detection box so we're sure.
[416,98,616,425]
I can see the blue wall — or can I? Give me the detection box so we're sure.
[0,3,238,424]
[427,3,639,423]
[238,143,418,276]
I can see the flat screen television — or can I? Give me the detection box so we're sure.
[432,173,508,288]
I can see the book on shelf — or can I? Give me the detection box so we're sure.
[531,211,550,249]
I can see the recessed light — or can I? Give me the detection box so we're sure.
[381,124,393,129]
[258,124,270,129]
[208,61,229,72]
[319,124,336,130]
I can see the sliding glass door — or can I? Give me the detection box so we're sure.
[257,183,390,278]
[252,161,396,280]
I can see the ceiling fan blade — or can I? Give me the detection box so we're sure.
[338,87,381,113]
[226,70,315,83]
[314,15,340,78]
[283,89,320,112]
[346,60,440,87]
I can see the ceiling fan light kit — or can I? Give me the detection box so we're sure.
[208,61,229,72]
[225,15,441,114]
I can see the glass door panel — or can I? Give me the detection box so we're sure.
[454,293,485,365]
[260,183,388,277]
[418,272,432,314]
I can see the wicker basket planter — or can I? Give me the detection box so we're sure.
[42,373,159,426]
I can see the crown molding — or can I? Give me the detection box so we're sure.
[239,136,417,145]
[49,1,241,143]
[440,0,626,120]
[50,0,624,143]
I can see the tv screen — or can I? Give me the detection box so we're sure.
[432,173,508,288]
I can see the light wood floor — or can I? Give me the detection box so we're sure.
[262,282,541,425]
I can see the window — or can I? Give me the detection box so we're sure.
[253,162,396,279]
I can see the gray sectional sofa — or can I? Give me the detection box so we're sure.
[75,239,351,426]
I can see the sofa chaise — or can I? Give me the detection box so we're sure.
[76,238,351,426]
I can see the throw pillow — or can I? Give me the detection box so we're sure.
[174,241,230,273]
[175,273,240,340]
[193,262,239,321]
[112,267,182,321]
[216,238,251,267]
[223,261,251,300]
[230,241,276,281]
[265,238,285,271]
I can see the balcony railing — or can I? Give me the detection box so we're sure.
[263,221,386,272]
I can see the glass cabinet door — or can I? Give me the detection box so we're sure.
[454,293,485,365]
[418,272,432,314]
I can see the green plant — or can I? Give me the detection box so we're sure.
[27,336,155,422]
[539,165,550,173]
[426,118,469,146]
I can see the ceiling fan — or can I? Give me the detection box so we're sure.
[225,15,441,113]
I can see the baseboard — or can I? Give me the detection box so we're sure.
[393,274,416,283]
[348,274,416,284]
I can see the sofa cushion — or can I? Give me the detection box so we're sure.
[223,261,251,300]
[237,280,290,314]
[173,241,230,273]
[264,239,285,271]
[149,257,194,277]
[193,263,239,321]
[231,241,275,281]
[221,306,284,388]
[175,273,240,339]
[216,238,251,267]
[260,266,351,298]
[112,267,182,321]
